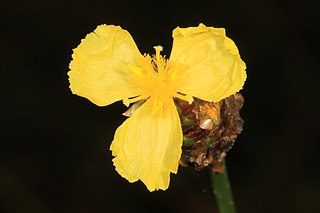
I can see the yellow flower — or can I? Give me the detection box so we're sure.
[68,23,246,191]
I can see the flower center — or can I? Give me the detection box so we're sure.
[125,46,193,110]
[145,46,176,100]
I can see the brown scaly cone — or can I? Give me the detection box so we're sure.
[175,93,244,173]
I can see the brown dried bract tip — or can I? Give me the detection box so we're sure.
[175,93,244,172]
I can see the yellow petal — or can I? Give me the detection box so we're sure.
[68,24,143,106]
[169,23,246,103]
[110,97,182,191]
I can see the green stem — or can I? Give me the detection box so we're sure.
[210,160,236,213]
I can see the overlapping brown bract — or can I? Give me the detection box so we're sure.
[176,93,244,173]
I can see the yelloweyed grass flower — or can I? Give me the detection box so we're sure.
[68,23,246,191]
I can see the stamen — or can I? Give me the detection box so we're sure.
[153,46,166,74]
[123,95,148,107]
[140,54,153,75]
[154,46,163,63]
[175,93,194,104]
[128,64,142,76]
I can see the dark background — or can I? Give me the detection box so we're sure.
[2,0,320,212]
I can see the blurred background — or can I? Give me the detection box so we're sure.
[1,0,320,212]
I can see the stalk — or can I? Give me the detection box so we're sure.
[210,160,236,213]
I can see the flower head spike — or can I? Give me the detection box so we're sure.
[68,23,246,191]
